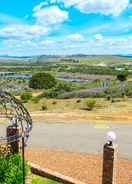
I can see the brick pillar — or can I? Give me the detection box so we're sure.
[102,142,117,184]
[7,124,19,153]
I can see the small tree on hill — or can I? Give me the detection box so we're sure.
[117,70,128,98]
[117,70,128,82]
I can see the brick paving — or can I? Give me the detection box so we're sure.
[25,148,132,184]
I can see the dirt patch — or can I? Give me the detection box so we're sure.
[30,110,132,123]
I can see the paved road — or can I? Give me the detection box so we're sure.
[26,122,132,159]
[0,122,132,159]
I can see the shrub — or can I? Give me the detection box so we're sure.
[43,89,58,98]
[0,154,28,184]
[29,72,56,89]
[126,87,132,97]
[117,70,128,82]
[20,92,32,103]
[76,99,81,103]
[52,100,57,105]
[42,80,73,98]
[54,80,72,93]
[32,96,41,103]
[83,98,96,110]
[106,95,111,101]
[41,100,48,111]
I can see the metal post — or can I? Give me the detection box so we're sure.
[22,135,25,184]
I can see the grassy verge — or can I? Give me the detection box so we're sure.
[32,175,59,184]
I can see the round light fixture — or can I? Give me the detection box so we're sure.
[106,131,116,145]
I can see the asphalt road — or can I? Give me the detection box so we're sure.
[26,122,132,159]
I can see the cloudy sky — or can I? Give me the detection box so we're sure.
[0,0,132,56]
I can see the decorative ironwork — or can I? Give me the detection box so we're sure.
[0,90,32,144]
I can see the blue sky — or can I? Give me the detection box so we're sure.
[0,0,132,56]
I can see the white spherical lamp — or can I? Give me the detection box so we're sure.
[106,131,116,145]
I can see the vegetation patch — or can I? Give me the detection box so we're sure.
[0,153,28,184]
[32,175,59,184]
[29,72,56,89]
[21,91,32,103]
[82,98,96,111]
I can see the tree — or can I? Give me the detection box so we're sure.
[29,72,56,89]
[117,70,128,98]
[117,70,128,82]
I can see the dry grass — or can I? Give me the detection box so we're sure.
[24,98,132,123]
[30,111,132,124]
[26,98,132,112]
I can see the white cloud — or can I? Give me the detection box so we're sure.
[50,0,57,3]
[67,33,84,41]
[0,3,69,44]
[33,5,68,25]
[59,0,129,16]
[29,25,49,35]
[40,40,55,45]
[33,2,49,12]
[94,34,103,41]
[0,24,49,40]
[0,1,131,56]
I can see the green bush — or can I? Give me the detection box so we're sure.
[20,92,32,103]
[32,96,41,103]
[42,81,72,98]
[117,70,128,82]
[0,154,28,184]
[43,89,58,98]
[29,72,56,89]
[82,98,96,110]
[54,81,72,93]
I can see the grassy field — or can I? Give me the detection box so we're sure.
[0,55,131,124]
[24,98,132,123]
[25,98,132,112]
[32,175,59,184]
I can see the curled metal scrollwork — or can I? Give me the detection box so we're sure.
[0,91,32,144]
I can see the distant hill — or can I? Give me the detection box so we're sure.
[0,54,131,65]
[37,54,132,63]
[118,54,132,58]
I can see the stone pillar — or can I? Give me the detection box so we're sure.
[102,142,117,184]
[7,124,19,153]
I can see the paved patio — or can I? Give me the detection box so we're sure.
[26,148,132,184]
